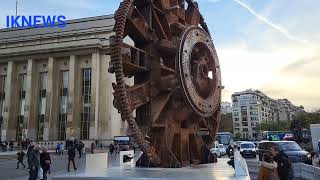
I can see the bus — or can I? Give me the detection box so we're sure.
[216,132,234,148]
[262,131,289,141]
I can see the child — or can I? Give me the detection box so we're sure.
[16,150,26,169]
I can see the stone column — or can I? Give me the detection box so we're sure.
[90,51,100,140]
[1,61,18,141]
[24,59,38,140]
[67,55,80,140]
[44,57,57,141]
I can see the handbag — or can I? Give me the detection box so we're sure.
[37,167,43,180]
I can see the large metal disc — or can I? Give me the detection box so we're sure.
[178,26,221,117]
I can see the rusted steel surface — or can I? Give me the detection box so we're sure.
[109,0,221,168]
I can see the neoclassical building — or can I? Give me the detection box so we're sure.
[0,15,129,142]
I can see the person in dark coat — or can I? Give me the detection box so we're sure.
[109,143,115,155]
[27,144,35,169]
[67,145,77,172]
[9,140,14,151]
[40,148,51,180]
[271,146,291,180]
[16,150,26,169]
[77,142,83,158]
[28,145,41,180]
[91,142,95,154]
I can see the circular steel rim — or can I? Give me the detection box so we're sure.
[178,26,221,117]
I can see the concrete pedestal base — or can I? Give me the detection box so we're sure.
[53,158,250,180]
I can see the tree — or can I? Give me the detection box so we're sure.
[257,121,290,132]
[235,133,241,141]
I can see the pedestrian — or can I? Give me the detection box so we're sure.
[91,142,95,154]
[27,144,34,169]
[81,145,86,157]
[115,143,120,154]
[28,145,41,180]
[60,143,64,155]
[16,150,26,169]
[40,147,51,180]
[271,146,293,180]
[257,153,279,180]
[318,140,320,154]
[109,143,114,155]
[56,143,60,155]
[67,144,77,172]
[9,140,14,151]
[77,142,83,158]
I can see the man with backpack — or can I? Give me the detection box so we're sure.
[271,146,294,180]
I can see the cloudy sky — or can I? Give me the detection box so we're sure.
[0,0,319,111]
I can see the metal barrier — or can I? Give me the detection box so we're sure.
[293,163,320,180]
[247,160,320,180]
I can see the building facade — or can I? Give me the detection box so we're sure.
[232,89,304,139]
[221,102,232,114]
[0,15,130,142]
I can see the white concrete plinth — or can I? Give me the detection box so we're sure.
[53,158,251,180]
[86,153,108,173]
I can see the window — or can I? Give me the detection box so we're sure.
[0,76,6,119]
[58,71,69,140]
[251,116,259,121]
[234,117,239,121]
[16,74,27,141]
[234,123,239,127]
[243,128,248,132]
[242,117,248,121]
[37,72,47,141]
[80,68,91,140]
[242,122,248,126]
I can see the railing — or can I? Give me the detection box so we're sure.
[247,160,320,180]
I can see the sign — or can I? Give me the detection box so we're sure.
[120,150,135,168]
[4,15,66,28]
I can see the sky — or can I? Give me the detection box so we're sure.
[0,0,319,111]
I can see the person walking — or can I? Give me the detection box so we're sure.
[56,143,60,155]
[115,143,120,154]
[40,148,51,180]
[109,143,115,155]
[27,144,34,168]
[271,146,292,180]
[257,153,279,180]
[9,140,14,151]
[77,142,82,158]
[67,144,77,172]
[81,144,86,157]
[91,142,95,154]
[28,145,41,180]
[16,150,26,169]
[60,143,64,155]
[318,140,320,154]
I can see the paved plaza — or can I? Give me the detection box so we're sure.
[0,151,307,180]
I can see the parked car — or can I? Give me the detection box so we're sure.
[218,144,226,156]
[258,141,311,164]
[283,133,295,141]
[210,141,221,158]
[239,142,257,158]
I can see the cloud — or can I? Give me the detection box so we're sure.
[232,0,310,45]
[281,57,320,72]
